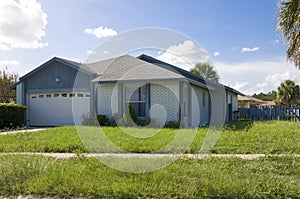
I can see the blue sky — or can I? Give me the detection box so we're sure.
[1,0,300,95]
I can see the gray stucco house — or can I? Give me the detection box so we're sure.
[13,54,240,126]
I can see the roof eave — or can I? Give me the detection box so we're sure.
[95,77,186,84]
[18,57,95,82]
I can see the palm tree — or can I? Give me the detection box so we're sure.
[277,0,300,69]
[190,62,220,82]
[276,79,300,107]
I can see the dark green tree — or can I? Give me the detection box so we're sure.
[276,79,300,107]
[0,68,18,103]
[277,0,300,69]
[190,62,220,82]
[252,90,277,101]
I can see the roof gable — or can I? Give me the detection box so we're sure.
[19,57,95,82]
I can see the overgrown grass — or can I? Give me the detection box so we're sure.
[0,121,299,154]
[0,155,299,198]
[0,127,85,153]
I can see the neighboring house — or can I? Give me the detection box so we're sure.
[261,101,276,106]
[12,54,240,126]
[238,95,265,108]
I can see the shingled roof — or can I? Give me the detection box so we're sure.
[13,54,241,95]
[137,54,241,94]
[87,55,185,83]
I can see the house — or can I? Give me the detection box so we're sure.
[238,95,265,108]
[12,54,240,127]
[261,101,276,106]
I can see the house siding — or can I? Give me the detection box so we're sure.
[150,81,180,122]
[225,91,238,121]
[25,62,91,93]
[97,81,238,125]
[97,81,180,122]
[16,82,24,105]
[98,83,118,119]
[192,85,209,126]
[232,94,238,112]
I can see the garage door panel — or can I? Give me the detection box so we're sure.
[29,93,90,126]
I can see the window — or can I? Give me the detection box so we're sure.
[46,94,52,98]
[85,94,90,97]
[54,93,59,98]
[125,85,146,117]
[202,92,206,107]
[69,93,75,98]
[61,93,67,98]
[38,95,44,98]
[77,93,84,97]
[31,95,37,99]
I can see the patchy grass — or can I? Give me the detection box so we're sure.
[0,127,86,153]
[0,155,299,198]
[0,121,299,154]
[214,120,300,154]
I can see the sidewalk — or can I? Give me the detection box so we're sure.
[0,128,46,135]
[1,152,299,159]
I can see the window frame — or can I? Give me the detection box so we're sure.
[125,85,147,118]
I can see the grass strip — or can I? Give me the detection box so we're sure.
[0,121,299,154]
[0,155,299,198]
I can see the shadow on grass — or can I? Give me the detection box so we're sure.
[223,120,253,131]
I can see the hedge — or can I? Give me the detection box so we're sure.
[0,103,26,129]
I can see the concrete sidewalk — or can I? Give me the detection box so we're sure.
[1,152,299,160]
[0,128,46,135]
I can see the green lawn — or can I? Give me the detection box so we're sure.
[0,121,299,198]
[0,155,299,198]
[0,121,299,154]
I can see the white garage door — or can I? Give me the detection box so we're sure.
[29,92,90,126]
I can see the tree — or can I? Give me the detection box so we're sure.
[276,79,300,107]
[0,68,18,103]
[252,90,277,101]
[277,0,300,69]
[190,62,220,82]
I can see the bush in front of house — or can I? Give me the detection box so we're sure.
[82,114,116,126]
[123,105,138,126]
[0,103,26,129]
[164,121,180,129]
[97,115,109,126]
[81,116,99,126]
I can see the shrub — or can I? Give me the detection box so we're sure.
[0,103,26,129]
[164,121,180,129]
[123,105,138,126]
[82,116,98,126]
[97,115,109,126]
[82,115,116,127]
[136,119,151,127]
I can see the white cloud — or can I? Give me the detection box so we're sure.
[156,40,211,71]
[241,46,259,52]
[213,52,220,57]
[0,0,48,49]
[86,50,96,55]
[84,26,117,38]
[0,43,9,50]
[0,60,20,66]
[214,58,300,95]
[232,81,248,91]
[264,71,297,86]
